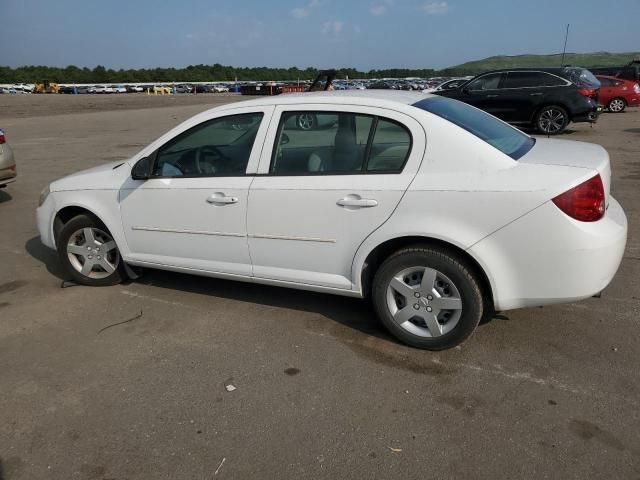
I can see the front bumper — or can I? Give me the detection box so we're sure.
[36,193,56,250]
[469,196,627,311]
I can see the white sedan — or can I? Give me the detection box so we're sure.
[36,91,627,350]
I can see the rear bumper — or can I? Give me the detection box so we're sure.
[0,168,16,186]
[469,196,627,311]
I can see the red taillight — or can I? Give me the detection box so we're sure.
[577,88,597,98]
[0,132,5,144]
[552,175,605,222]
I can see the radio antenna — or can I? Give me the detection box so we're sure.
[560,24,570,66]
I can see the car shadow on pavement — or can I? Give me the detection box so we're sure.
[0,190,12,203]
[25,236,68,280]
[132,268,394,342]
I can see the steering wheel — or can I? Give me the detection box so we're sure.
[195,146,226,175]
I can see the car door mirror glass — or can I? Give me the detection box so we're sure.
[131,156,151,180]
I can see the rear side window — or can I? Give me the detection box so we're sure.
[597,77,613,87]
[270,112,411,175]
[503,72,545,88]
[504,72,567,88]
[413,96,535,160]
[368,119,411,171]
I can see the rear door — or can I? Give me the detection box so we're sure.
[247,104,426,290]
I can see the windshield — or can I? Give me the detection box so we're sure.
[413,96,535,160]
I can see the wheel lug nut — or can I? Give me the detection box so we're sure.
[414,292,420,298]
[413,304,420,310]
[427,306,433,312]
[427,295,433,300]
[88,255,93,259]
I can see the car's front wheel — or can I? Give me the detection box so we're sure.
[57,214,125,286]
[372,246,484,350]
[535,105,569,134]
[607,98,626,113]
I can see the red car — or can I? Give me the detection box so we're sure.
[596,75,640,113]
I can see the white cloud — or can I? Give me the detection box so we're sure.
[322,20,344,36]
[419,1,449,14]
[291,7,310,18]
[370,4,387,15]
[291,0,322,19]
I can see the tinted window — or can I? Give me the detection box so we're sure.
[563,68,601,88]
[413,96,535,160]
[367,119,411,171]
[153,113,263,177]
[270,112,411,175]
[597,77,613,87]
[468,73,502,91]
[503,72,545,88]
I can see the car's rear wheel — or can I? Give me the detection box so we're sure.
[57,214,125,286]
[535,105,569,134]
[372,246,484,350]
[607,98,626,113]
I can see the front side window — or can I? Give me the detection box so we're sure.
[152,112,263,177]
[270,111,411,175]
[468,73,502,91]
[413,96,535,160]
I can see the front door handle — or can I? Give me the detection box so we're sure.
[529,92,544,96]
[486,94,499,98]
[337,197,378,208]
[207,193,238,205]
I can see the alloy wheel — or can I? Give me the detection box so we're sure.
[297,113,316,130]
[66,227,119,279]
[608,99,625,113]
[385,266,463,338]
[538,108,566,134]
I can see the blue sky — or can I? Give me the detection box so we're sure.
[1,0,638,70]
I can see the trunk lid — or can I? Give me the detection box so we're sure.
[518,138,611,204]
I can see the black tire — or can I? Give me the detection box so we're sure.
[607,97,626,113]
[535,105,569,135]
[56,214,125,286]
[372,246,484,350]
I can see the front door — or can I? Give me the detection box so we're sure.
[120,108,272,276]
[247,105,426,290]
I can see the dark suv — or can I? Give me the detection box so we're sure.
[434,67,601,134]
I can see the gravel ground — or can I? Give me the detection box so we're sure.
[0,94,639,480]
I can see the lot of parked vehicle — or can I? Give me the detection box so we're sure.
[0,92,638,478]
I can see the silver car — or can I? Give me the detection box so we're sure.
[0,129,16,188]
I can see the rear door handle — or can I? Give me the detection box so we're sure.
[207,193,238,205]
[486,94,499,98]
[529,92,544,96]
[337,197,378,208]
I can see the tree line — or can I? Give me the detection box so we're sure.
[0,64,475,84]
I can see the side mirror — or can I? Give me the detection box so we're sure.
[131,156,152,180]
[280,133,290,145]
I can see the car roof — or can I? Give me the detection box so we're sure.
[477,67,588,75]
[214,90,433,111]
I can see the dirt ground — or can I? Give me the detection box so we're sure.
[0,94,639,480]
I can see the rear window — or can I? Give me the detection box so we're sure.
[563,68,601,88]
[413,96,535,160]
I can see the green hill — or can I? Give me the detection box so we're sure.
[449,52,639,73]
